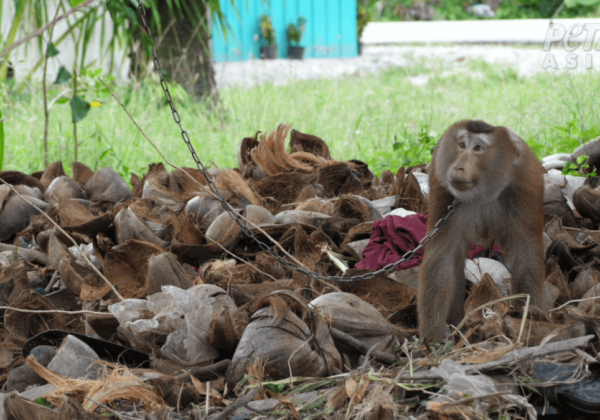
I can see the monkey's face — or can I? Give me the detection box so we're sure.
[434,121,520,203]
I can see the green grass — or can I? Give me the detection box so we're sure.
[2,57,600,180]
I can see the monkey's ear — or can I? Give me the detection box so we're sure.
[467,120,496,134]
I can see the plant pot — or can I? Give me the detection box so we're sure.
[260,45,278,59]
[288,46,305,60]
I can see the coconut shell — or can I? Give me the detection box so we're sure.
[0,195,50,242]
[48,234,69,270]
[206,205,274,249]
[0,185,10,212]
[146,252,194,295]
[43,176,86,206]
[114,207,169,248]
[0,171,46,193]
[85,167,132,203]
[72,161,95,184]
[573,186,600,221]
[572,264,600,299]
[227,305,342,388]
[40,161,67,188]
[311,292,401,366]
[274,210,331,226]
[184,196,220,220]
[12,185,42,200]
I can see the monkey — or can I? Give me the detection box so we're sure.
[417,119,546,342]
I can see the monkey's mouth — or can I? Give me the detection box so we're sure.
[449,180,476,191]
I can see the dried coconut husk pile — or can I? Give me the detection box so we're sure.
[0,126,599,419]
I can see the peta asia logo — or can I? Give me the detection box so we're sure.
[542,23,600,70]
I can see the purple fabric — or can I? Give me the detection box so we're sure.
[355,213,500,271]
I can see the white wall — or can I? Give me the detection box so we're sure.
[1,0,130,83]
[361,18,600,45]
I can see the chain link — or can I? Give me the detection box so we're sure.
[135,2,458,282]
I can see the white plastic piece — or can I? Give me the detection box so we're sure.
[411,172,429,196]
[383,208,417,218]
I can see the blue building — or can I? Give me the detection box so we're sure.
[212,0,358,62]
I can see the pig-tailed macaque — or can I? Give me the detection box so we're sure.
[418,120,546,342]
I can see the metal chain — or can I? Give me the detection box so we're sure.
[135,1,458,282]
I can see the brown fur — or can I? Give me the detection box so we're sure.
[418,120,546,342]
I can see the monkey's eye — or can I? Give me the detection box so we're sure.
[474,145,483,151]
[458,142,466,149]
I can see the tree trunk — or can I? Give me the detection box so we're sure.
[155,0,218,101]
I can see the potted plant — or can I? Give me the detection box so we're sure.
[259,14,277,59]
[286,17,306,60]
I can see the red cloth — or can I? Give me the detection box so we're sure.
[355,213,498,271]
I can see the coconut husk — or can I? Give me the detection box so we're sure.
[147,252,194,295]
[215,170,261,207]
[292,184,318,205]
[237,132,261,177]
[104,239,164,299]
[0,260,33,303]
[340,223,374,251]
[250,124,314,176]
[72,161,95,185]
[323,195,373,223]
[289,129,331,160]
[85,167,132,203]
[25,356,163,411]
[40,161,67,188]
[166,212,205,246]
[0,195,50,242]
[0,171,46,193]
[43,176,86,206]
[253,172,318,205]
[114,207,169,249]
[208,304,239,352]
[227,301,342,388]
[339,270,416,317]
[545,258,572,305]
[348,159,375,187]
[393,170,427,213]
[504,315,584,346]
[317,162,363,198]
[5,290,65,340]
[463,274,508,329]
[168,167,210,196]
[312,292,404,366]
[295,197,326,213]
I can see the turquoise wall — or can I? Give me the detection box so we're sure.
[212,0,358,62]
